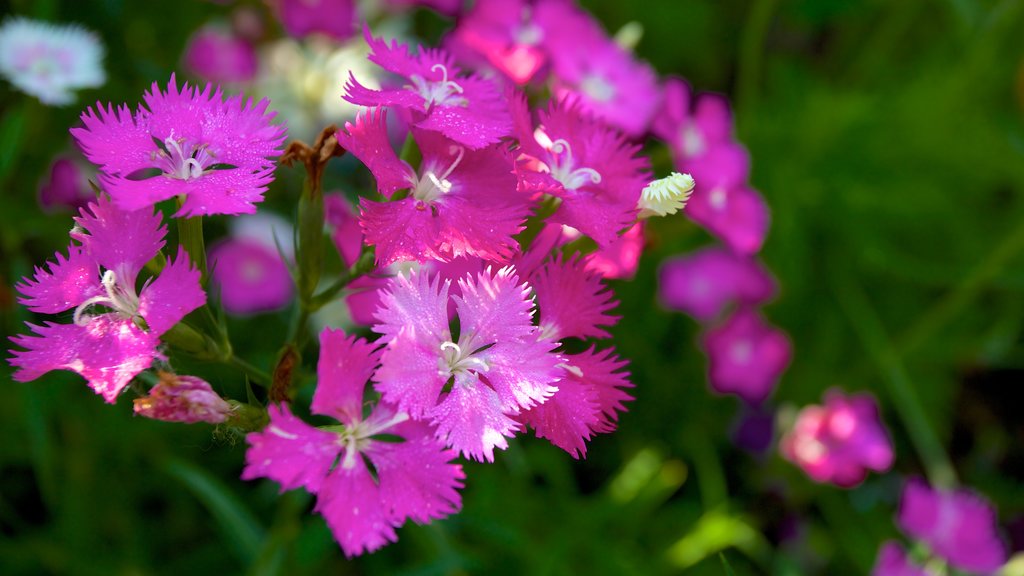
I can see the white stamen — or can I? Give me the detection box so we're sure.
[412,145,466,203]
[407,63,469,109]
[545,138,602,190]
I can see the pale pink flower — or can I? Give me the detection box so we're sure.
[209,238,293,314]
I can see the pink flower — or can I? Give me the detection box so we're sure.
[531,253,619,341]
[373,267,561,461]
[384,0,462,15]
[872,542,931,576]
[514,98,650,247]
[345,27,512,149]
[72,74,287,216]
[209,238,293,314]
[652,78,734,166]
[38,155,93,212]
[686,182,771,256]
[535,0,660,136]
[659,246,776,322]
[183,25,258,84]
[779,389,894,487]
[584,222,644,280]
[9,196,205,402]
[898,479,1007,574]
[243,329,464,557]
[446,0,547,85]
[270,0,355,41]
[702,308,791,404]
[336,108,529,266]
[324,194,386,325]
[134,372,232,424]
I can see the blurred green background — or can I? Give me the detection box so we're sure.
[2,0,1024,574]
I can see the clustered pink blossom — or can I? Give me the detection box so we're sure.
[780,388,894,487]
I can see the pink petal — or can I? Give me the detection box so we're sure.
[570,346,633,433]
[430,374,520,462]
[209,239,293,314]
[315,456,397,558]
[242,404,341,494]
[359,198,445,265]
[175,168,277,217]
[313,329,382,422]
[517,374,599,459]
[72,196,166,278]
[71,103,155,177]
[137,248,205,336]
[532,253,618,340]
[16,245,102,314]
[686,184,771,255]
[334,108,414,198]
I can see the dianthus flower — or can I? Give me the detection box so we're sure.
[8,196,205,402]
[243,329,464,556]
[38,155,93,212]
[446,0,547,85]
[652,78,735,167]
[336,108,529,265]
[514,254,632,458]
[0,17,105,105]
[373,267,561,461]
[183,24,258,84]
[898,479,1007,574]
[134,372,232,424]
[871,542,931,576]
[270,0,355,41]
[702,307,791,404]
[659,246,776,322]
[71,75,287,216]
[779,389,893,487]
[514,98,650,247]
[345,27,512,149]
[209,238,293,314]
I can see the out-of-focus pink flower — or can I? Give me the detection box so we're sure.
[779,389,893,487]
[271,0,355,41]
[653,78,735,166]
[209,238,293,314]
[373,267,561,461]
[702,307,791,404]
[134,372,232,424]
[243,329,464,557]
[324,193,385,325]
[9,197,205,402]
[385,0,462,15]
[871,542,931,576]
[345,27,512,149]
[446,0,547,85]
[659,246,776,322]
[687,183,771,255]
[336,109,529,266]
[38,156,93,212]
[898,479,1007,574]
[72,74,286,216]
[584,222,644,280]
[184,25,258,84]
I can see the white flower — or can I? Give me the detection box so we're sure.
[638,172,695,218]
[0,18,105,106]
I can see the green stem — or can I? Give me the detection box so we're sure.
[832,271,957,489]
[227,355,270,386]
[735,0,779,135]
[175,203,208,284]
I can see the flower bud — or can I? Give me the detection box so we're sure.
[638,172,694,218]
[134,372,232,424]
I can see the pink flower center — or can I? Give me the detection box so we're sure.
[408,64,469,110]
[680,122,706,157]
[333,409,410,471]
[579,73,616,103]
[439,340,490,376]
[159,136,214,181]
[708,187,728,211]
[542,138,602,191]
[411,145,465,204]
[72,269,143,328]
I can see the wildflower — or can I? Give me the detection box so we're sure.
[134,372,232,424]
[702,308,791,404]
[898,479,1007,574]
[71,74,287,217]
[652,78,734,166]
[336,108,529,265]
[183,24,258,84]
[38,155,93,212]
[0,18,105,105]
[345,27,512,149]
[584,223,644,280]
[780,389,894,487]
[871,542,931,576]
[270,0,355,41]
[514,98,650,247]
[447,0,547,85]
[209,238,293,314]
[659,246,776,322]
[638,172,694,218]
[9,196,205,402]
[243,329,464,556]
[530,253,619,342]
[373,268,560,461]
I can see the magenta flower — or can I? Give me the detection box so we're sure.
[270,0,354,41]
[872,542,931,576]
[38,155,93,212]
[9,196,205,402]
[71,75,286,217]
[533,0,660,136]
[659,246,776,322]
[514,98,650,247]
[584,222,644,280]
[336,108,529,266]
[209,238,293,314]
[652,78,734,166]
[243,329,464,557]
[702,308,791,404]
[373,267,561,461]
[134,372,232,424]
[446,0,547,85]
[184,25,258,84]
[324,194,386,325]
[898,479,1007,574]
[779,389,894,487]
[531,253,619,342]
[345,27,512,149]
